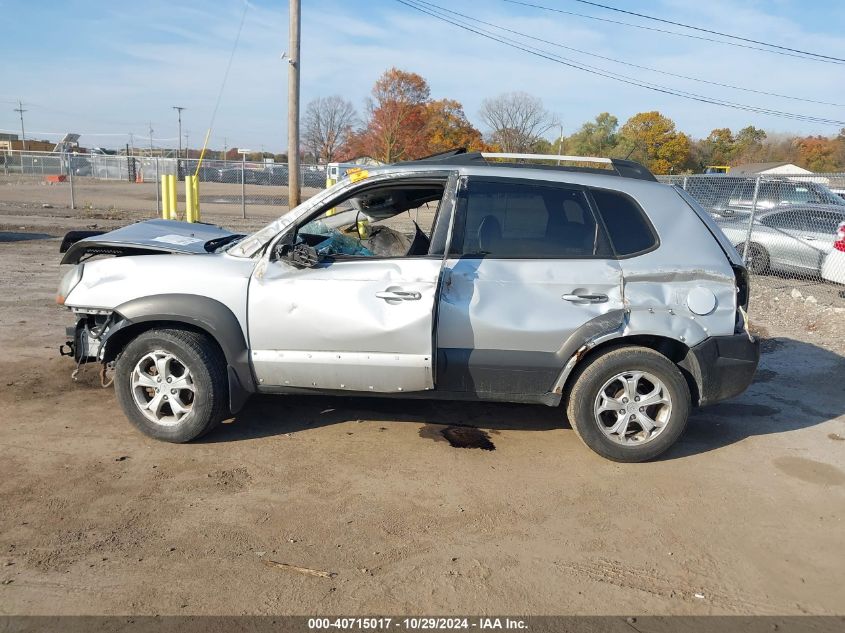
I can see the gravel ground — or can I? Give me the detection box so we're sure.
[0,203,843,616]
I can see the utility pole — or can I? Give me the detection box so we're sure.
[287,0,301,206]
[149,122,154,155]
[184,131,190,158]
[172,106,185,158]
[14,100,27,151]
[557,122,564,165]
[223,137,228,160]
[129,132,135,156]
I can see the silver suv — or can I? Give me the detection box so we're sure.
[57,151,760,462]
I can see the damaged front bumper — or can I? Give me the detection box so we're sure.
[683,333,761,407]
[60,310,112,364]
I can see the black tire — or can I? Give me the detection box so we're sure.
[114,328,228,443]
[737,242,769,275]
[565,346,691,462]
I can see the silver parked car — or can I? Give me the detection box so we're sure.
[56,151,759,462]
[715,205,845,275]
[719,178,845,214]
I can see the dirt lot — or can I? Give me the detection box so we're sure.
[1,202,844,616]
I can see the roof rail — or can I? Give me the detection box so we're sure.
[482,152,611,164]
[398,148,656,182]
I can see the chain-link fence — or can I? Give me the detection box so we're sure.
[658,173,845,290]
[1,150,328,219]
[3,151,845,290]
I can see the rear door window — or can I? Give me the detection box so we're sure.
[453,179,612,258]
[805,210,845,234]
[761,211,804,231]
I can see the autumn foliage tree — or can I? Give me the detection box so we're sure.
[618,111,692,174]
[347,69,485,162]
[425,99,485,153]
[348,68,431,162]
[333,66,845,172]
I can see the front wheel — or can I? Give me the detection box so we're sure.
[566,346,691,462]
[114,328,229,442]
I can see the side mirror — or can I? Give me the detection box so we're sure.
[288,243,320,268]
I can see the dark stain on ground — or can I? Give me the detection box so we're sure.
[707,403,780,418]
[419,424,495,451]
[773,456,845,486]
[753,369,779,383]
[749,326,785,354]
[0,232,54,243]
[759,338,785,354]
[828,433,845,441]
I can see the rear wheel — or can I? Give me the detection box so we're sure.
[737,242,769,274]
[114,328,228,442]
[566,346,690,462]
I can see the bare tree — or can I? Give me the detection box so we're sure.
[479,92,556,152]
[302,96,358,163]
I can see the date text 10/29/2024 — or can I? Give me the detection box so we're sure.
[308,618,528,630]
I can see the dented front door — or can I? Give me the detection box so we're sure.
[248,257,441,392]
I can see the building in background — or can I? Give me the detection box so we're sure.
[731,162,812,176]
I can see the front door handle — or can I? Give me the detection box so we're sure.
[375,290,422,301]
[562,293,608,304]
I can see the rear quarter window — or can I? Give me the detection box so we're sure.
[590,189,658,256]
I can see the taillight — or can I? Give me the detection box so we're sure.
[834,222,845,252]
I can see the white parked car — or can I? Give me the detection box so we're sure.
[821,221,845,285]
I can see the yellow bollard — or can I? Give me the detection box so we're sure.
[185,175,196,223]
[167,174,177,220]
[192,175,201,222]
[161,176,170,219]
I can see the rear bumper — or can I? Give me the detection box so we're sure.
[683,333,761,407]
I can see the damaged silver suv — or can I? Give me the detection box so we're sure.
[57,151,759,462]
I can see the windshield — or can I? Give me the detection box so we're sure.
[227,178,356,258]
[227,167,447,258]
[803,183,845,206]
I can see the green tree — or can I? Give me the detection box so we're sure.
[703,128,735,165]
[733,126,767,163]
[566,112,619,156]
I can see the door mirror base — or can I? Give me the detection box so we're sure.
[288,243,320,268]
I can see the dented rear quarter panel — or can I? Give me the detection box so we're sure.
[614,181,737,346]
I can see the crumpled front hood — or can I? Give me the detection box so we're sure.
[60,219,240,264]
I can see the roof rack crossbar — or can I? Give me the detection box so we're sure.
[481,152,612,164]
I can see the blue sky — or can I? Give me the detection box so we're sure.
[2,0,844,153]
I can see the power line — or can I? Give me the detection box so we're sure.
[502,0,845,65]
[394,0,845,126]
[564,0,845,63]
[414,0,845,108]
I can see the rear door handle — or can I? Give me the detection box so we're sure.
[375,290,421,301]
[562,293,608,304]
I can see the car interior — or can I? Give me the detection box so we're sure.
[286,181,446,261]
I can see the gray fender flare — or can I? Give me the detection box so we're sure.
[101,294,255,414]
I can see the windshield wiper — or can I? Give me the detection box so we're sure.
[205,234,246,253]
